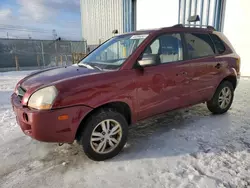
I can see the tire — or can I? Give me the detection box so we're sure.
[80,108,128,161]
[207,81,234,114]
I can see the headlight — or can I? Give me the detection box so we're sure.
[28,86,58,110]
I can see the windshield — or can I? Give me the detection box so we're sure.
[78,34,149,70]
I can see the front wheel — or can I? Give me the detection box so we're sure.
[207,81,234,114]
[80,108,128,161]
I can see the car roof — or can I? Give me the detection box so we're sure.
[117,24,216,37]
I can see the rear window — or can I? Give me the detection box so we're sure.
[185,33,215,59]
[210,34,226,54]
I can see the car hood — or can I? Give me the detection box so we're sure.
[20,65,100,91]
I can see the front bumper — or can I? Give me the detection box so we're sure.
[11,93,92,143]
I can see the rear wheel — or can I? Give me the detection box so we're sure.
[80,108,128,161]
[207,81,234,114]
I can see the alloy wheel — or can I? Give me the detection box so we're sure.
[90,119,122,154]
[218,86,232,109]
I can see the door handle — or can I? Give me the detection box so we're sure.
[176,72,188,76]
[182,71,188,75]
[215,63,221,69]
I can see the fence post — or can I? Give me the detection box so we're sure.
[55,56,58,66]
[60,55,63,66]
[37,55,40,68]
[41,41,45,68]
[65,55,68,66]
[15,55,19,71]
[70,42,73,53]
[55,42,58,66]
[72,53,75,64]
[70,42,74,64]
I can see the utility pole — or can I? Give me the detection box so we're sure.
[52,29,57,40]
[7,32,9,39]
[14,44,19,71]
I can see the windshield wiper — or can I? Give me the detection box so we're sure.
[77,63,94,70]
[93,65,103,71]
[78,63,103,71]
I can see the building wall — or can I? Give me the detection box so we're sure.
[80,0,250,76]
[80,0,123,45]
[178,0,223,31]
[136,0,179,30]
[223,0,250,76]
[80,0,179,45]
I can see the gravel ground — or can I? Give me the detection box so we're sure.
[0,71,250,188]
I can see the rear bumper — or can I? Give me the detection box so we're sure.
[11,93,92,143]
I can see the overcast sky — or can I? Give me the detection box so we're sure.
[0,0,82,40]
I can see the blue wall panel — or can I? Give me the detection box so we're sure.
[123,0,134,32]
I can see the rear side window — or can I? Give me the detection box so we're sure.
[210,34,226,54]
[185,33,215,59]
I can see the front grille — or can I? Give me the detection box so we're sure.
[17,86,26,100]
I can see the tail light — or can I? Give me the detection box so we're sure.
[236,57,241,75]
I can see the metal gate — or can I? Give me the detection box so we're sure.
[178,0,226,31]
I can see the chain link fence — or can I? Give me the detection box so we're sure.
[0,38,88,72]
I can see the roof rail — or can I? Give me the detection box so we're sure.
[172,24,184,27]
[207,26,216,31]
[172,24,216,31]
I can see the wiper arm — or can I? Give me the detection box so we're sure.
[93,65,103,71]
[77,63,94,70]
[78,63,103,71]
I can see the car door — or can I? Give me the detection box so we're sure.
[135,33,191,120]
[184,32,220,104]
[209,33,230,84]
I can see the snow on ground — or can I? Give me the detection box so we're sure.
[0,71,250,188]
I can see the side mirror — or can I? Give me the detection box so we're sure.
[138,54,159,67]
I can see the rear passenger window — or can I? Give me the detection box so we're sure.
[185,33,215,59]
[210,34,226,54]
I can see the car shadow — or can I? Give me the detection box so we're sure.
[111,104,238,162]
[26,104,245,167]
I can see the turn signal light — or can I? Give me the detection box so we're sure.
[58,115,69,121]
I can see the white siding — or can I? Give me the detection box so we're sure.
[136,0,179,30]
[80,0,123,45]
[223,0,250,76]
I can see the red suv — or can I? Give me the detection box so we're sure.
[11,25,240,161]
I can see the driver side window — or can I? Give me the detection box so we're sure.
[142,33,183,64]
[150,39,160,54]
